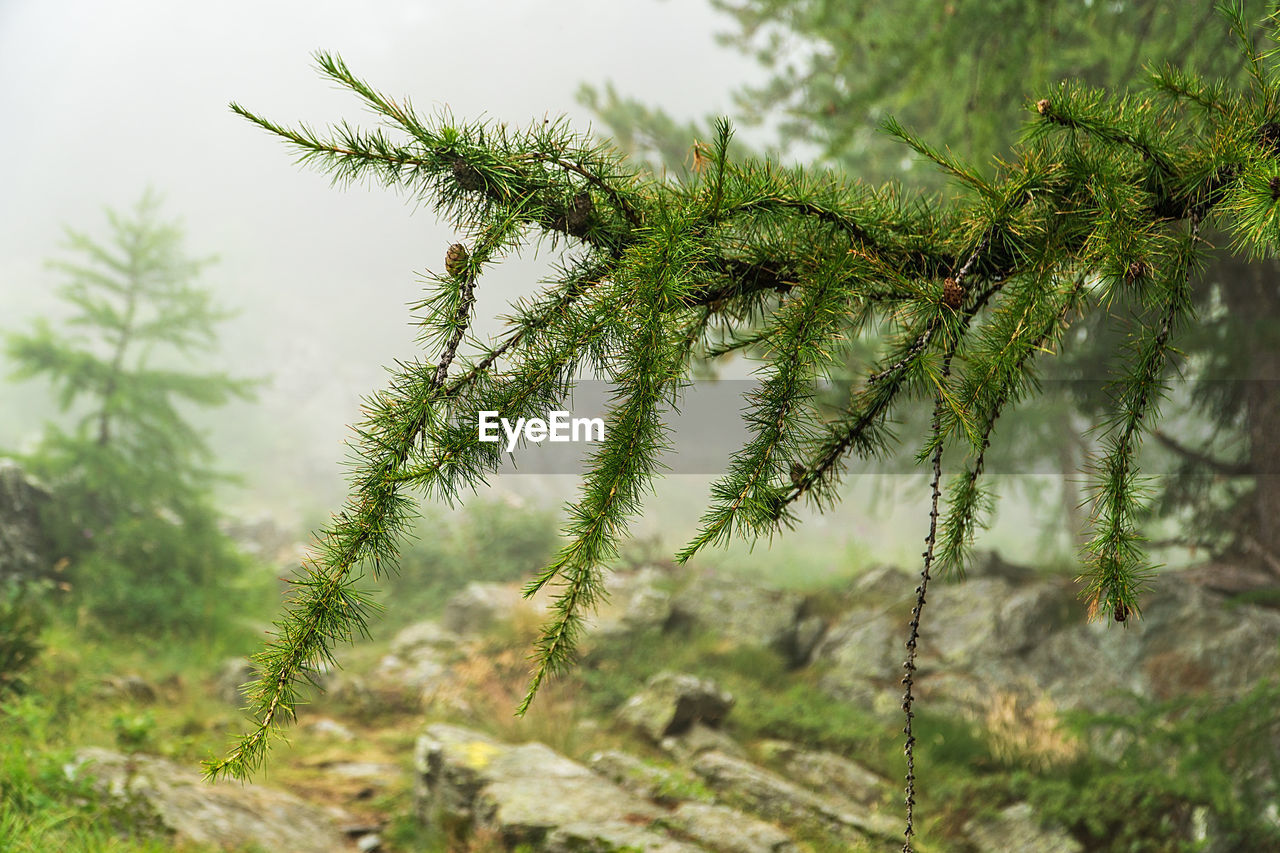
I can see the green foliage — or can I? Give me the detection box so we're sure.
[1022,680,1280,851]
[3,191,260,637]
[0,580,45,698]
[0,694,174,852]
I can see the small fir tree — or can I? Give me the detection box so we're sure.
[206,9,1280,849]
[4,190,258,636]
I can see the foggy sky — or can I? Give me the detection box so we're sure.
[0,0,766,513]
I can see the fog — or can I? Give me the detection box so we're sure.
[0,1,777,513]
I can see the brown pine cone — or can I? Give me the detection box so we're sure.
[942,277,964,309]
[445,243,469,278]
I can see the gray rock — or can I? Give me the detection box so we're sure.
[213,657,257,707]
[588,567,675,636]
[812,607,902,703]
[0,459,54,585]
[617,672,735,742]
[414,723,701,851]
[442,581,547,635]
[669,572,806,652]
[964,802,1082,853]
[67,747,350,853]
[692,750,901,846]
[589,750,708,805]
[668,801,798,852]
[661,721,746,760]
[369,619,468,705]
[756,741,891,809]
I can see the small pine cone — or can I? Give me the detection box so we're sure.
[1125,260,1147,283]
[566,190,593,236]
[451,159,484,191]
[941,277,964,309]
[1036,98,1051,116]
[789,461,806,488]
[1113,602,1129,623]
[445,243,469,278]
[1270,175,1280,201]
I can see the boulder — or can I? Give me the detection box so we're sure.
[667,801,799,852]
[755,741,892,809]
[414,723,700,851]
[0,459,54,585]
[669,572,807,653]
[617,672,735,742]
[67,748,351,853]
[372,619,465,701]
[588,749,707,805]
[442,581,547,635]
[588,567,675,636]
[964,802,1082,853]
[691,750,901,847]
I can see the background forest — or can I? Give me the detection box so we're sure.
[2,2,1279,852]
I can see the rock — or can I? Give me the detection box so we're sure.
[617,672,735,742]
[756,741,891,809]
[213,657,257,707]
[0,459,54,585]
[1021,582,1280,713]
[852,564,917,602]
[588,750,706,805]
[367,619,468,707]
[414,723,700,851]
[691,750,901,846]
[96,674,158,704]
[669,572,807,653]
[302,716,356,741]
[661,721,746,761]
[964,802,1082,853]
[442,582,547,636]
[668,801,799,852]
[67,747,351,853]
[812,607,901,704]
[588,567,675,636]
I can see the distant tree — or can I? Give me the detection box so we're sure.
[207,9,1279,850]
[4,190,258,636]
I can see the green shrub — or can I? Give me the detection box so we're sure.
[0,581,44,698]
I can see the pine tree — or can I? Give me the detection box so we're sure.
[206,10,1279,849]
[4,190,258,636]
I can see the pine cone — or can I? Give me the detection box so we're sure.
[1270,175,1280,201]
[1113,602,1130,623]
[445,243,469,278]
[1036,98,1051,116]
[1125,260,1147,283]
[942,277,964,309]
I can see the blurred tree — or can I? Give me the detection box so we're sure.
[583,0,1280,573]
[3,190,259,636]
[207,10,1279,849]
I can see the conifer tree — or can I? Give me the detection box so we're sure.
[207,10,1279,848]
[4,190,258,635]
